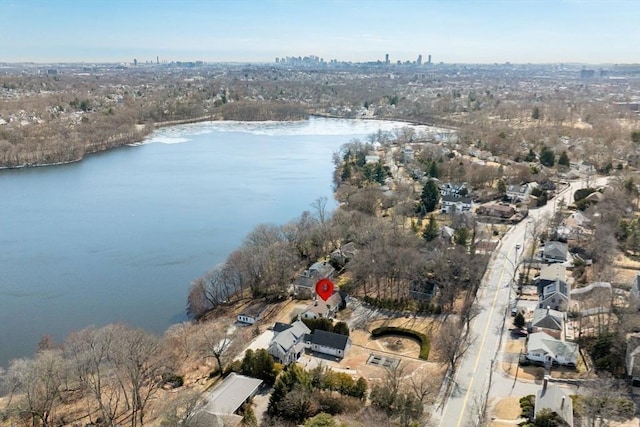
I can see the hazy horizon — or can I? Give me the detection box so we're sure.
[1,0,639,65]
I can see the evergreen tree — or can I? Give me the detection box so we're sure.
[539,147,555,167]
[422,214,439,241]
[454,227,469,246]
[558,151,570,167]
[514,311,526,329]
[427,161,439,178]
[420,180,440,214]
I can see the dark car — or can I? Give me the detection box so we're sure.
[511,328,528,338]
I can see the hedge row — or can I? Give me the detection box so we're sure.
[371,326,430,360]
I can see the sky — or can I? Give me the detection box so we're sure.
[0,0,639,64]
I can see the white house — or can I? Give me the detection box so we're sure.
[507,183,535,202]
[365,154,380,164]
[237,303,267,325]
[526,332,579,367]
[267,320,311,365]
[306,329,352,359]
[440,194,473,214]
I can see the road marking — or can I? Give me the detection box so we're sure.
[454,249,510,427]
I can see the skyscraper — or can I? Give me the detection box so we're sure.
[385,53,389,65]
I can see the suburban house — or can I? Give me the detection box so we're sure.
[440,182,469,197]
[506,183,535,202]
[627,333,640,386]
[199,373,263,419]
[237,303,267,325]
[539,263,566,283]
[535,378,574,427]
[330,242,358,268]
[541,241,568,264]
[538,279,571,311]
[365,153,380,164]
[529,307,565,339]
[299,292,343,320]
[440,194,473,214]
[268,320,311,365]
[295,261,335,297]
[401,146,415,162]
[476,203,516,219]
[306,329,352,359]
[526,332,579,367]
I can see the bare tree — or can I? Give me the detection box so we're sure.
[64,325,124,426]
[108,324,175,427]
[196,322,234,375]
[438,318,475,375]
[5,349,67,427]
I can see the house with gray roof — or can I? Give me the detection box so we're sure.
[535,379,574,427]
[526,332,579,367]
[330,242,358,268]
[200,373,262,416]
[307,329,352,359]
[542,241,568,264]
[295,261,335,297]
[530,307,565,339]
[538,279,571,311]
[237,302,267,325]
[267,320,311,365]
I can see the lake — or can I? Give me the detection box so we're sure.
[0,117,437,366]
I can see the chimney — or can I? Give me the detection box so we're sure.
[561,396,565,409]
[547,306,550,315]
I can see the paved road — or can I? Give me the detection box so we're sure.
[437,177,608,427]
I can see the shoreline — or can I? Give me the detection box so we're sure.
[0,114,456,171]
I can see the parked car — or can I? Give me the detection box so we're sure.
[511,328,528,338]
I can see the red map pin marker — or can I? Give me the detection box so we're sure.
[315,278,334,301]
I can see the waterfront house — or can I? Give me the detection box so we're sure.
[237,303,267,325]
[267,320,311,365]
[299,292,343,320]
[295,261,335,297]
[306,329,351,359]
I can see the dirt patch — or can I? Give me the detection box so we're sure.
[491,396,522,421]
[505,339,525,354]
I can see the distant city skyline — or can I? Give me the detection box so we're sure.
[1,0,639,64]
